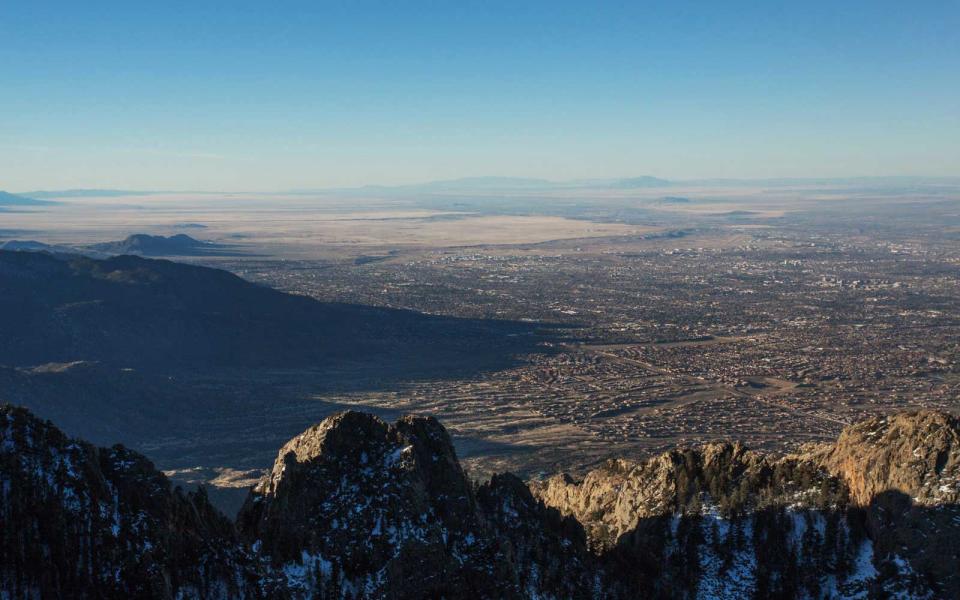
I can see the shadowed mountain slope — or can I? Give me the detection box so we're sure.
[0,250,548,372]
[0,404,266,598]
[0,240,96,256]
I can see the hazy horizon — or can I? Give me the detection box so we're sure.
[8,173,960,197]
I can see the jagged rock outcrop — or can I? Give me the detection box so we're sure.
[0,404,263,599]
[236,411,592,599]
[820,410,960,506]
[818,410,960,597]
[531,442,843,550]
[3,404,958,599]
[532,413,960,599]
[237,411,506,598]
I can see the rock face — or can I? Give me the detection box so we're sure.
[532,444,876,598]
[236,411,590,599]
[237,412,502,597]
[821,410,960,506]
[533,410,960,599]
[0,404,261,599]
[475,473,597,597]
[531,442,843,550]
[2,405,959,599]
[820,411,960,596]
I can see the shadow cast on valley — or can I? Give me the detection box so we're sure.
[0,249,567,375]
[0,250,569,483]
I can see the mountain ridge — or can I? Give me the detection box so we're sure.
[0,249,547,373]
[2,405,957,598]
[0,190,53,206]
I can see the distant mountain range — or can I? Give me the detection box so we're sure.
[17,189,160,199]
[15,175,960,200]
[0,234,233,258]
[604,175,674,188]
[388,176,562,190]
[0,240,81,253]
[0,190,53,206]
[372,175,671,191]
[0,233,246,258]
[291,174,960,195]
[316,175,675,194]
[0,239,109,257]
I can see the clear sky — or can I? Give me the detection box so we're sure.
[1,1,958,191]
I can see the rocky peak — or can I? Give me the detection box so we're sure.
[821,409,960,506]
[237,410,511,598]
[237,410,604,598]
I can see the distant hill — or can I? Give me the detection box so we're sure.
[392,175,676,191]
[0,239,104,257]
[317,176,678,195]
[0,190,52,206]
[18,189,158,199]
[89,233,233,257]
[408,176,559,190]
[328,176,562,195]
[0,250,544,371]
[0,240,61,252]
[606,176,673,188]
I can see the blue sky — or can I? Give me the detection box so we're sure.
[1,1,958,190]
